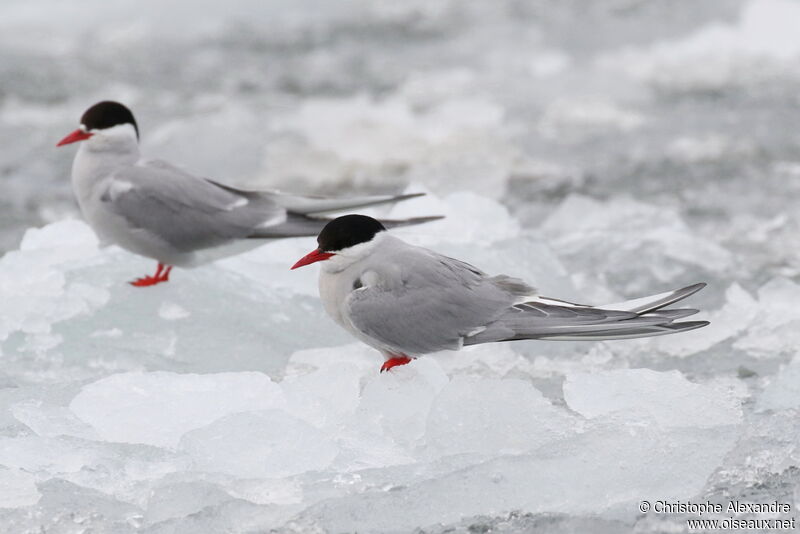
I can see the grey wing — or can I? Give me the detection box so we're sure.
[269,191,426,214]
[345,249,535,355]
[250,214,444,238]
[465,283,708,344]
[101,161,285,252]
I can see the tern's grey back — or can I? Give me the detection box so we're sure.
[339,236,536,355]
[101,161,285,252]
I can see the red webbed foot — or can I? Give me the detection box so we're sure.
[129,263,173,287]
[130,275,168,287]
[380,355,414,373]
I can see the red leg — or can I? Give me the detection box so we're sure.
[380,354,414,373]
[130,263,173,287]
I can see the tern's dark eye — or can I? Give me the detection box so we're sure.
[353,278,363,290]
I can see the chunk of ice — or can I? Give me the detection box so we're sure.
[11,400,98,439]
[291,425,739,532]
[539,195,732,275]
[757,357,800,412]
[0,467,40,508]
[353,358,448,448]
[425,377,574,456]
[653,283,756,357]
[145,480,234,524]
[179,410,337,478]
[70,371,285,448]
[735,277,800,357]
[157,302,190,321]
[563,368,743,428]
[0,220,109,342]
[386,188,521,246]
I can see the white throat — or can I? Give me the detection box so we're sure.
[321,231,391,273]
[82,123,140,155]
[71,123,141,206]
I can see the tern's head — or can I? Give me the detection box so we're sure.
[291,215,386,269]
[56,101,139,149]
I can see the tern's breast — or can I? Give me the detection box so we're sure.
[319,262,369,332]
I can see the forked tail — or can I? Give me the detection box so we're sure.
[464,283,708,344]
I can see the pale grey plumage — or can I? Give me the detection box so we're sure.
[319,232,708,357]
[100,160,285,252]
[269,191,426,215]
[67,120,438,268]
[344,239,536,354]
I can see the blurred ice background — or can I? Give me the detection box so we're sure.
[1,0,800,532]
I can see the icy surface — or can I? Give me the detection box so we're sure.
[563,369,743,428]
[757,357,800,412]
[70,372,285,448]
[1,0,799,532]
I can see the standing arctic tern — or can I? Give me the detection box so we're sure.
[292,215,709,372]
[57,101,439,286]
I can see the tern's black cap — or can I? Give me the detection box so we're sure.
[317,215,386,252]
[81,101,139,139]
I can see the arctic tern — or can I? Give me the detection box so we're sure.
[292,214,709,372]
[57,101,439,286]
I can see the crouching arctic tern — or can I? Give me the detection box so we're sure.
[57,101,439,286]
[292,215,709,372]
